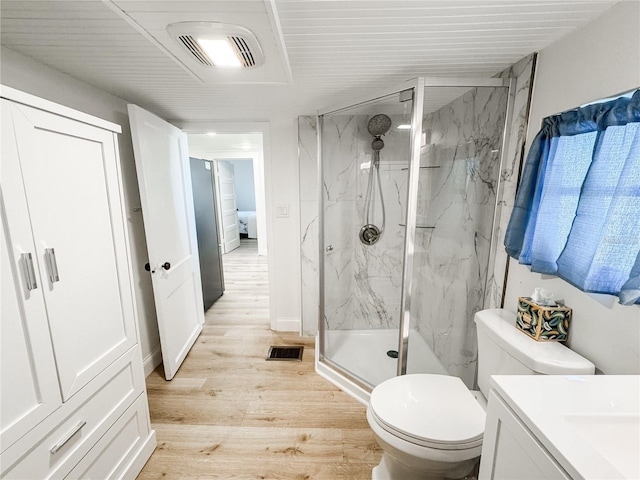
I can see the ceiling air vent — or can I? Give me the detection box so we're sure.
[168,22,264,69]
[177,35,213,66]
[230,36,256,67]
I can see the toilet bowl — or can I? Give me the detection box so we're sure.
[366,308,596,480]
[367,374,485,480]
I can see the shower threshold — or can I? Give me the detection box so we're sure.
[316,329,448,405]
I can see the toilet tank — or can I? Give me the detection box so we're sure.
[475,309,595,398]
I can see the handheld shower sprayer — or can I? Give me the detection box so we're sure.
[360,114,392,246]
[368,114,392,164]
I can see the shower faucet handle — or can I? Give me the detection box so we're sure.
[326,245,334,252]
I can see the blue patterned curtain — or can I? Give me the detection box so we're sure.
[505,90,640,305]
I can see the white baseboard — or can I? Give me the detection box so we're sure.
[274,317,301,333]
[143,347,162,377]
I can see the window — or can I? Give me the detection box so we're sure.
[505,89,640,305]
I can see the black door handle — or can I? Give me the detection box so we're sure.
[162,262,171,270]
[144,263,151,272]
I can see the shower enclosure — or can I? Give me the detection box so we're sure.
[317,77,513,403]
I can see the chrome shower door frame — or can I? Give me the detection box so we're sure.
[316,76,511,396]
[317,78,422,393]
[399,76,511,377]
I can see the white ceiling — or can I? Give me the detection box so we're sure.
[188,133,264,156]
[0,0,620,121]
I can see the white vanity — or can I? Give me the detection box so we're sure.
[479,375,640,480]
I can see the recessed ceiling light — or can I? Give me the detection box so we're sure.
[197,39,242,68]
[397,124,411,130]
[206,132,217,136]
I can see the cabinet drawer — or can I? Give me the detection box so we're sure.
[1,348,144,479]
[67,395,155,480]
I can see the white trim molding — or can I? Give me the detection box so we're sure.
[275,317,301,333]
[143,347,163,377]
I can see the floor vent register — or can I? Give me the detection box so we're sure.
[266,346,304,361]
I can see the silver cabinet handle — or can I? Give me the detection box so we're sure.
[20,253,38,291]
[44,248,60,283]
[50,420,86,454]
[326,245,334,252]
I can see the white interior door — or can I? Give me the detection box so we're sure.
[128,104,204,380]
[216,160,240,253]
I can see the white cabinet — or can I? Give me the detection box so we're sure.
[0,87,155,478]
[1,117,62,450]
[480,375,638,480]
[479,391,570,480]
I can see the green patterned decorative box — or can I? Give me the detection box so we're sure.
[516,297,572,342]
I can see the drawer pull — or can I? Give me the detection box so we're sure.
[50,420,86,454]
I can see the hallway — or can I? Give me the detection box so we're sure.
[139,240,381,479]
[204,239,270,326]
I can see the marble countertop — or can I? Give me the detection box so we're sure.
[490,375,640,480]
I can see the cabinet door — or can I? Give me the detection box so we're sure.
[6,101,137,401]
[1,100,62,452]
[479,391,570,480]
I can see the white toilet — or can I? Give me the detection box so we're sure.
[366,308,595,480]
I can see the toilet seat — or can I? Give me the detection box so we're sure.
[369,374,485,451]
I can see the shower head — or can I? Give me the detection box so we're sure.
[371,137,385,152]
[367,114,392,137]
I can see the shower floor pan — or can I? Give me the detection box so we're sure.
[317,329,448,405]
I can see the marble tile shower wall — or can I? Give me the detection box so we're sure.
[299,54,536,354]
[299,115,320,336]
[411,52,536,387]
[412,86,509,388]
[352,116,412,331]
[320,115,357,332]
[307,114,412,332]
[486,54,536,309]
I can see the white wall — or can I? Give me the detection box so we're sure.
[1,46,305,367]
[504,1,640,374]
[227,159,256,211]
[267,115,302,332]
[1,46,162,372]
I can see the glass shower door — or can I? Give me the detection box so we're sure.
[317,77,511,395]
[406,84,511,388]
[318,87,415,389]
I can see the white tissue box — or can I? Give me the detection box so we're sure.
[516,297,572,342]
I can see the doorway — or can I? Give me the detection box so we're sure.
[184,126,273,326]
[187,132,267,256]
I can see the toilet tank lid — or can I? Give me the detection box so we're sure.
[475,309,595,375]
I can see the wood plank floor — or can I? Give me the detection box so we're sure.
[138,240,381,479]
